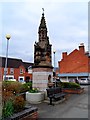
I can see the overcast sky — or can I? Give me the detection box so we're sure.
[0,0,89,67]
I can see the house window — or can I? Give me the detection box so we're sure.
[18,76,24,83]
[4,68,8,75]
[28,66,32,74]
[10,68,14,74]
[20,68,23,74]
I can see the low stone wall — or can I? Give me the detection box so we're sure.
[62,88,84,94]
[20,110,38,120]
[5,107,38,120]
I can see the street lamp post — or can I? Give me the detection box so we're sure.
[4,34,11,80]
[53,50,56,87]
[53,50,56,72]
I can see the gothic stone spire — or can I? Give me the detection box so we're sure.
[39,13,46,28]
[38,11,48,42]
[34,10,52,67]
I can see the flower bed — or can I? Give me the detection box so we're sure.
[62,88,84,94]
[58,82,84,94]
[2,81,38,120]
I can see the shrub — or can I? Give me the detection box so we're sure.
[2,81,22,94]
[29,88,39,93]
[2,100,14,118]
[2,81,11,91]
[2,81,32,94]
[2,81,26,118]
[8,81,22,94]
[13,96,25,112]
[20,82,32,93]
[25,82,32,89]
[59,82,81,89]
[2,91,14,103]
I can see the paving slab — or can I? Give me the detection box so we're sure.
[29,86,88,118]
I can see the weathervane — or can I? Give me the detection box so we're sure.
[42,8,44,14]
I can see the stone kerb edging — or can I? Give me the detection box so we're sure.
[4,107,38,120]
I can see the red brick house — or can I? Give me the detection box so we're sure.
[0,57,33,82]
[58,43,90,81]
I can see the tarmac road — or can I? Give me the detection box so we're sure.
[33,86,89,119]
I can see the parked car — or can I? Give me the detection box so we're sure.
[79,78,90,85]
[69,79,75,83]
[61,79,69,82]
[53,78,68,83]
[56,78,69,83]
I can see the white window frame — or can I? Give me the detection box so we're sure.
[28,66,32,74]
[10,68,14,74]
[3,75,14,81]
[18,76,25,83]
[20,68,23,74]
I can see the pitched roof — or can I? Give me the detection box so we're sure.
[23,62,33,69]
[0,57,33,68]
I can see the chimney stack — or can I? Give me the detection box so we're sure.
[62,52,67,59]
[79,43,85,54]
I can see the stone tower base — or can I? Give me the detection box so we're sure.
[32,67,53,91]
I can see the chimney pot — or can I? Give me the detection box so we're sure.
[79,43,85,54]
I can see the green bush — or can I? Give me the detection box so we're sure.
[29,88,39,93]
[25,82,32,89]
[2,81,26,119]
[2,81,32,93]
[20,82,32,93]
[2,100,14,118]
[59,82,81,89]
[2,81,22,94]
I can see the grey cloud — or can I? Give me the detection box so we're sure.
[1,1,88,67]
